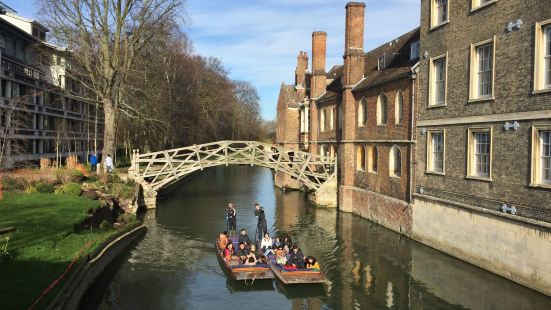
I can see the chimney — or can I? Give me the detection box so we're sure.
[343,2,365,86]
[295,51,308,87]
[311,31,327,98]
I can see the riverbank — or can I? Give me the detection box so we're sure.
[0,193,133,309]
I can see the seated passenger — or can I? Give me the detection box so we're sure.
[275,246,287,265]
[283,261,297,271]
[290,244,305,269]
[283,237,292,248]
[224,243,235,261]
[305,256,320,270]
[283,245,291,262]
[260,233,273,251]
[219,231,229,250]
[244,244,258,265]
[272,237,283,249]
[238,229,252,247]
[235,242,249,261]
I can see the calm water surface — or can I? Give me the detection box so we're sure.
[84,166,551,309]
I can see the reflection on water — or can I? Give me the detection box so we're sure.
[84,166,551,310]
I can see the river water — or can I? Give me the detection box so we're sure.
[84,166,551,309]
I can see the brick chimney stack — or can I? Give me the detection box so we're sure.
[340,2,366,213]
[343,2,365,86]
[311,31,327,98]
[295,51,308,87]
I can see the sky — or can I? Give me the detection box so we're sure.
[6,0,420,120]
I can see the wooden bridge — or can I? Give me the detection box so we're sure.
[128,141,337,208]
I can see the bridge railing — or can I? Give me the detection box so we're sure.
[129,140,337,191]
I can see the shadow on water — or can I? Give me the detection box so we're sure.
[81,166,551,310]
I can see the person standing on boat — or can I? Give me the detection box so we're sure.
[226,203,237,238]
[254,203,268,241]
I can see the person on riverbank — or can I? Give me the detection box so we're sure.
[89,153,98,173]
[105,154,114,173]
[238,228,251,247]
[254,204,267,241]
[218,231,229,250]
[226,203,237,238]
[305,256,320,270]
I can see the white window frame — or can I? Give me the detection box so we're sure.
[467,127,493,181]
[300,109,305,133]
[530,124,551,188]
[470,0,497,13]
[430,0,449,29]
[377,94,388,125]
[534,20,551,93]
[469,37,496,102]
[329,106,335,130]
[358,97,368,127]
[429,53,448,106]
[320,108,326,132]
[389,145,402,178]
[426,130,445,175]
[395,90,404,124]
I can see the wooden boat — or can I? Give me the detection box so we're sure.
[269,262,328,285]
[214,240,274,282]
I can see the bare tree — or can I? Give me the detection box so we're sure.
[38,0,184,171]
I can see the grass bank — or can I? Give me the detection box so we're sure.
[0,193,122,310]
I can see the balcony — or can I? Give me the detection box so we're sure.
[1,56,43,80]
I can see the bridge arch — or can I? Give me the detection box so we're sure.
[129,141,337,208]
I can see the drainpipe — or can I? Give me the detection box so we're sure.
[409,62,419,203]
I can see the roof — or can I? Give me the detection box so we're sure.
[354,28,420,91]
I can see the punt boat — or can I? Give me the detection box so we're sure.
[214,239,274,282]
[268,262,329,285]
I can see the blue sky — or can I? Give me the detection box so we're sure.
[7,0,420,120]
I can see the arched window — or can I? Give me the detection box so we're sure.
[368,146,378,173]
[377,94,388,125]
[395,90,403,124]
[356,145,366,171]
[389,145,401,177]
[329,106,335,130]
[320,108,326,132]
[358,98,368,127]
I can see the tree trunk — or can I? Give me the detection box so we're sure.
[102,98,117,172]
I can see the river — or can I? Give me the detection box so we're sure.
[83,166,551,309]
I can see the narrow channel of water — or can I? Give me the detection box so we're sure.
[83,166,551,309]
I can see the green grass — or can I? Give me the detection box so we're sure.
[0,193,120,310]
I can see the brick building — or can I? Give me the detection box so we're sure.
[0,4,102,168]
[275,2,420,234]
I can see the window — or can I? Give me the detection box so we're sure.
[534,22,551,92]
[329,107,335,130]
[531,125,551,186]
[357,145,366,171]
[431,0,449,28]
[390,145,401,177]
[320,145,327,157]
[429,55,447,106]
[338,104,343,129]
[300,109,305,133]
[368,146,378,173]
[377,94,388,125]
[395,91,403,124]
[427,131,444,173]
[378,55,385,70]
[320,108,326,132]
[410,41,420,60]
[471,0,495,11]
[330,145,336,158]
[467,128,492,180]
[470,39,495,100]
[358,98,368,127]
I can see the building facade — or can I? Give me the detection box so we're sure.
[414,0,551,295]
[275,0,551,296]
[0,4,102,168]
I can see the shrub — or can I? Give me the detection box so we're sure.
[1,176,27,191]
[99,220,113,231]
[117,212,136,224]
[59,183,82,196]
[32,181,55,194]
[56,169,84,184]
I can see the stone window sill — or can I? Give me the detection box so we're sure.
[426,170,445,176]
[532,88,551,95]
[529,183,551,190]
[470,0,497,13]
[429,21,449,32]
[466,175,492,182]
[468,97,494,104]
[427,103,447,109]
[390,175,401,180]
[368,171,378,175]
